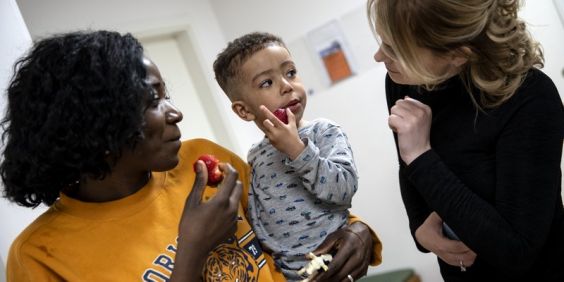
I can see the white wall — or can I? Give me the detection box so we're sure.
[8,0,564,281]
[3,0,239,270]
[520,0,564,96]
[209,0,564,281]
[0,0,49,272]
[209,1,443,280]
[0,253,4,282]
[16,0,247,156]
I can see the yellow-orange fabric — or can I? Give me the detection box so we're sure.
[7,138,381,281]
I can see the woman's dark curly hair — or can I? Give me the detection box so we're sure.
[0,30,152,207]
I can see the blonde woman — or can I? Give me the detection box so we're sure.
[368,0,563,281]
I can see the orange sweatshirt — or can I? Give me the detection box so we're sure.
[7,138,381,281]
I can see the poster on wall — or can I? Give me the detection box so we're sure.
[306,20,357,86]
[319,41,353,83]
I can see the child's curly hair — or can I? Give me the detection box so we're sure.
[213,32,286,101]
[1,30,151,207]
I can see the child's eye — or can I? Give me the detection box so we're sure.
[259,79,273,88]
[286,69,297,78]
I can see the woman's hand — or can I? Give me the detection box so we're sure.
[388,97,432,165]
[171,161,243,281]
[415,212,477,270]
[309,222,373,282]
[259,105,305,160]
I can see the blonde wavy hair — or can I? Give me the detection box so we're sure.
[367,0,544,108]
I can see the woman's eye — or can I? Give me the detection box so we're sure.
[164,88,171,100]
[150,98,160,108]
[147,88,161,108]
[259,79,273,88]
[383,44,396,58]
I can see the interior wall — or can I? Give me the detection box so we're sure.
[140,34,218,142]
[0,253,4,282]
[16,0,247,156]
[8,0,564,281]
[0,0,47,270]
[210,0,564,281]
[209,1,439,281]
[4,0,242,269]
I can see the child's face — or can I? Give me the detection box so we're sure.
[232,45,307,130]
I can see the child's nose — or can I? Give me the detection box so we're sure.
[280,78,293,94]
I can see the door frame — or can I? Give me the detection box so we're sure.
[134,25,237,152]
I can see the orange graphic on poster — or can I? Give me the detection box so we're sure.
[320,42,352,83]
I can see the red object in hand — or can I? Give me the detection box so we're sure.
[193,154,224,186]
[273,108,288,124]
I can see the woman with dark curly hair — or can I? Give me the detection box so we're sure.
[1,30,380,281]
[2,30,154,208]
[368,0,563,281]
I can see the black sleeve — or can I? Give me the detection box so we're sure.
[405,76,564,273]
[385,75,433,252]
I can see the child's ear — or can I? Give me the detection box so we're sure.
[231,101,255,121]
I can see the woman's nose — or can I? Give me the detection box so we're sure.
[166,103,183,123]
[374,47,385,63]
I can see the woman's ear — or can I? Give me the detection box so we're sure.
[231,101,255,121]
[450,46,471,67]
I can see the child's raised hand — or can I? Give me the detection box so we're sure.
[259,105,305,160]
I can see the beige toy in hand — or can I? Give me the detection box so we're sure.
[297,252,333,282]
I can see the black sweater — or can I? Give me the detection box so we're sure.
[386,69,564,281]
